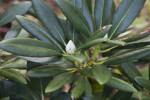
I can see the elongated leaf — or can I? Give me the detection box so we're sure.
[135,77,150,90]
[67,20,80,44]
[27,65,67,77]
[45,72,73,92]
[16,15,62,52]
[107,77,137,92]
[104,47,150,65]
[19,56,54,63]
[116,41,150,49]
[65,54,87,62]
[122,63,142,82]
[105,40,125,46]
[0,38,61,57]
[4,24,22,40]
[92,65,111,85]
[109,0,146,39]
[89,25,112,41]
[0,1,32,26]
[56,0,91,38]
[1,58,26,69]
[71,76,87,99]
[85,80,92,96]
[79,38,106,50]
[85,0,92,14]
[0,69,27,84]
[120,29,150,43]
[112,91,132,100]
[32,0,66,46]
[94,0,114,29]
[70,0,94,33]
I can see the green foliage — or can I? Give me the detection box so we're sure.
[0,1,32,26]
[92,65,111,85]
[0,0,149,99]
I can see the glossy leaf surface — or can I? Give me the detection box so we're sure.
[135,77,150,90]
[107,77,137,92]
[46,72,73,92]
[16,15,62,51]
[0,69,27,84]
[92,65,111,84]
[0,38,61,57]
[0,1,32,26]
[109,0,146,39]
[32,0,66,46]
[56,0,91,38]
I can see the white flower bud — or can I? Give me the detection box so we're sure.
[104,34,108,39]
[66,40,76,55]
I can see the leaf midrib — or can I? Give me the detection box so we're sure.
[63,0,91,36]
[109,0,135,39]
[37,1,66,46]
[0,3,29,23]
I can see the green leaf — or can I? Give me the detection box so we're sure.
[89,25,112,41]
[0,38,61,57]
[1,58,27,69]
[65,54,88,62]
[67,20,80,44]
[0,69,27,84]
[85,0,92,14]
[92,65,111,85]
[70,0,94,33]
[85,79,92,96]
[105,40,126,46]
[112,91,132,100]
[122,63,142,82]
[4,24,22,40]
[94,0,114,29]
[104,47,150,65]
[79,38,106,50]
[80,68,93,77]
[109,0,146,39]
[71,76,87,99]
[107,77,137,92]
[56,0,91,38]
[134,77,150,90]
[0,1,32,26]
[27,65,67,77]
[45,72,73,92]
[32,0,66,46]
[16,15,62,52]
[116,41,150,49]
[119,29,150,43]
